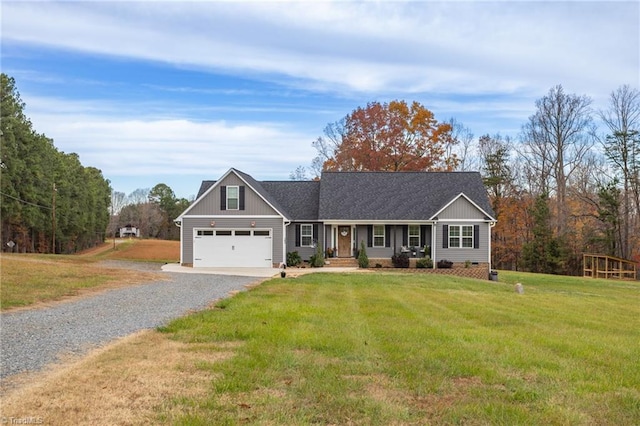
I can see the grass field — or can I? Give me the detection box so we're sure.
[2,247,638,424]
[0,239,178,310]
[151,271,640,425]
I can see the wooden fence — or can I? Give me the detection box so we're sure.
[583,254,637,280]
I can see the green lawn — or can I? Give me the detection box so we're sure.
[158,271,640,425]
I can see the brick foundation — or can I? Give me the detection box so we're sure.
[369,259,491,280]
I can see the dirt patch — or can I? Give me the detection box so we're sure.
[0,331,239,425]
[102,239,179,262]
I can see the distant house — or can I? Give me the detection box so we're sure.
[119,224,140,238]
[175,168,496,273]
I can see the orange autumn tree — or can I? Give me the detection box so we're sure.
[312,100,458,173]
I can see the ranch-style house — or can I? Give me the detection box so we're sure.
[175,168,496,274]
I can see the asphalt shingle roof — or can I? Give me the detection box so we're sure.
[317,171,495,221]
[192,169,494,222]
[260,181,320,221]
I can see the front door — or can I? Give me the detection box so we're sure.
[338,226,351,257]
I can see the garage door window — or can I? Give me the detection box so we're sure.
[235,230,251,236]
[216,230,232,236]
[197,230,214,236]
[254,230,270,236]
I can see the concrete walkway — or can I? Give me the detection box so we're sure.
[161,263,362,277]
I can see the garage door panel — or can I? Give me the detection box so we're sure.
[193,229,272,268]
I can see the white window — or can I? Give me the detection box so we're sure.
[409,225,420,247]
[227,186,239,210]
[373,225,385,247]
[301,224,313,247]
[449,225,473,248]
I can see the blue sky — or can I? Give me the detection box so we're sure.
[2,1,638,200]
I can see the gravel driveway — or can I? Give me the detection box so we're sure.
[0,261,260,379]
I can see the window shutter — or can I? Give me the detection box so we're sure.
[420,225,427,247]
[385,225,391,248]
[313,224,318,241]
[367,225,373,247]
[474,225,480,249]
[442,225,448,249]
[239,186,245,210]
[220,186,227,210]
[402,226,408,246]
[295,224,301,246]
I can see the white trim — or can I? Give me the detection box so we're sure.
[226,185,240,210]
[429,192,496,221]
[408,224,421,247]
[436,219,492,222]
[180,224,184,265]
[431,225,436,268]
[283,219,290,267]
[300,224,314,247]
[487,221,492,269]
[323,220,436,225]
[182,215,282,219]
[448,224,474,249]
[372,224,385,248]
[175,168,289,221]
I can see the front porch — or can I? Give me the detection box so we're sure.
[324,223,435,260]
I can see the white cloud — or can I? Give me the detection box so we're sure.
[25,96,317,180]
[3,1,637,96]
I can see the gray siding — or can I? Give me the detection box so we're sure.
[438,196,486,220]
[188,174,280,216]
[354,225,434,258]
[181,216,284,265]
[434,222,490,263]
[285,222,324,262]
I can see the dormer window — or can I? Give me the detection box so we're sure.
[227,185,239,210]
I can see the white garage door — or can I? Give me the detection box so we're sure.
[193,229,272,268]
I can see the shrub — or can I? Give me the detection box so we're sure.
[357,241,369,268]
[310,245,325,268]
[392,252,410,268]
[416,257,433,269]
[437,259,453,269]
[287,251,301,267]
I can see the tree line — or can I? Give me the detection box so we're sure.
[109,184,190,240]
[4,70,637,272]
[1,74,190,251]
[296,88,640,275]
[1,74,111,254]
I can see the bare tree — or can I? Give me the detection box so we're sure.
[310,118,346,177]
[598,84,640,258]
[127,188,150,205]
[521,85,595,234]
[447,118,476,171]
[289,165,310,181]
[110,191,127,215]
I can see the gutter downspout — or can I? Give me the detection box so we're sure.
[489,221,497,272]
[283,219,291,267]
[174,219,183,265]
